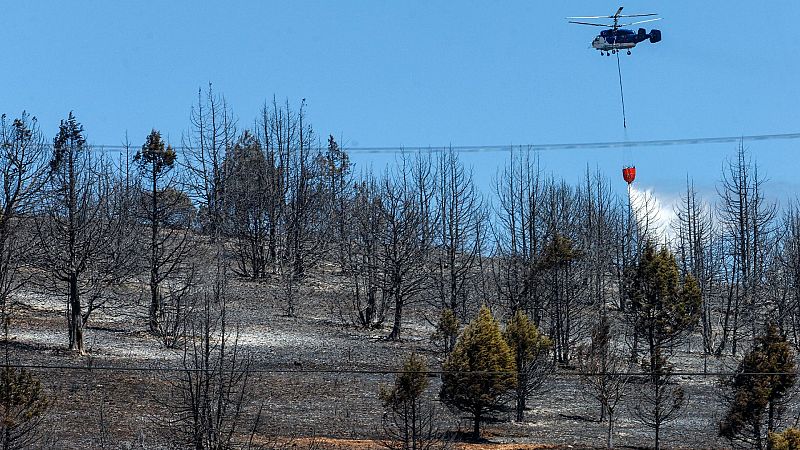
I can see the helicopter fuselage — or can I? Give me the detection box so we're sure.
[592,28,661,53]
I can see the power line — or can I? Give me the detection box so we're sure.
[4,362,794,377]
[83,132,800,154]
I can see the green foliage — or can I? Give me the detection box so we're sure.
[440,306,516,440]
[0,366,48,448]
[720,323,796,446]
[503,310,551,421]
[431,308,459,354]
[628,243,699,449]
[504,310,551,364]
[770,428,800,450]
[134,129,176,176]
[380,353,447,450]
[50,111,85,172]
[538,233,583,269]
[319,134,350,179]
[631,242,702,352]
[380,352,430,408]
[160,187,196,229]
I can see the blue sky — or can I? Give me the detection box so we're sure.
[2,1,798,208]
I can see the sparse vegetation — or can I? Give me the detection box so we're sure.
[0,93,795,449]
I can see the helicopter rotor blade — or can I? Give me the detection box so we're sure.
[568,21,609,27]
[614,7,624,18]
[567,15,615,19]
[617,18,662,27]
[568,12,657,20]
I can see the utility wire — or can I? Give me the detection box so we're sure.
[3,362,795,377]
[83,132,800,154]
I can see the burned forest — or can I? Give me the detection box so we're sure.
[1,91,799,450]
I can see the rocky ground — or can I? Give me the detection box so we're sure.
[4,266,790,449]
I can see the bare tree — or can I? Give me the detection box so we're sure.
[492,149,546,319]
[382,158,429,341]
[317,135,352,273]
[717,143,777,355]
[775,202,800,348]
[278,99,323,279]
[672,178,725,355]
[0,113,45,337]
[432,148,485,322]
[35,113,132,353]
[167,285,254,448]
[135,129,193,334]
[579,168,621,315]
[0,112,49,450]
[183,84,236,239]
[226,130,272,279]
[347,175,389,329]
[379,352,450,450]
[539,182,590,366]
[579,317,629,449]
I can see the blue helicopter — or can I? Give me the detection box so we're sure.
[568,7,661,56]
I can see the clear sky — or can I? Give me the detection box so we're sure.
[3,1,798,213]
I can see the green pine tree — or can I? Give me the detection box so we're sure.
[134,129,178,334]
[440,306,516,440]
[431,308,459,355]
[380,352,445,450]
[0,366,49,448]
[503,310,551,422]
[720,323,796,449]
[631,243,702,367]
[629,242,701,450]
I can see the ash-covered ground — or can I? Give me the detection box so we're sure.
[5,268,791,449]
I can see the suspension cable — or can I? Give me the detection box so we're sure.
[616,50,627,129]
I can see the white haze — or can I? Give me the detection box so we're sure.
[629,186,679,241]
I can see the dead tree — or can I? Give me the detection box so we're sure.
[432,148,484,322]
[0,113,46,337]
[539,182,590,366]
[260,98,324,280]
[226,130,272,279]
[183,84,236,239]
[492,149,546,320]
[0,113,49,450]
[539,232,586,365]
[579,168,620,315]
[579,317,629,449]
[347,175,389,329]
[135,129,193,334]
[776,203,800,348]
[672,178,725,355]
[382,158,428,341]
[317,135,352,274]
[167,282,254,448]
[165,169,257,448]
[35,113,132,353]
[717,143,777,355]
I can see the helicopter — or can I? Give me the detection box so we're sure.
[568,7,661,56]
